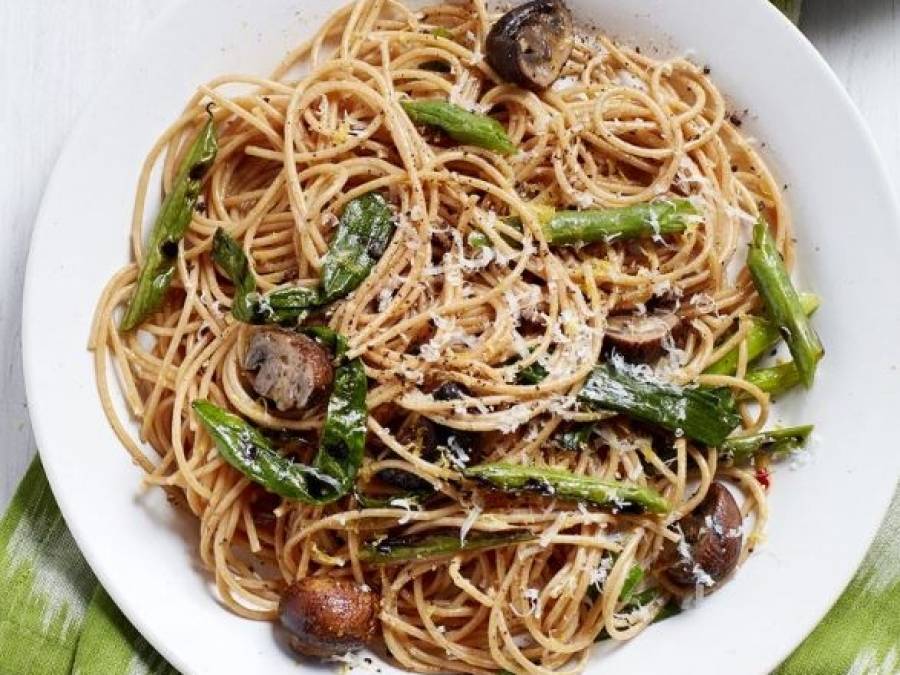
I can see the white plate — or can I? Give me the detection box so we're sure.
[22,1,900,673]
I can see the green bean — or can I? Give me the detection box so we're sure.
[719,425,813,464]
[473,201,695,249]
[120,116,217,330]
[401,99,516,155]
[359,530,535,565]
[543,199,696,246]
[704,293,819,376]
[464,462,669,514]
[747,221,823,387]
[744,362,801,397]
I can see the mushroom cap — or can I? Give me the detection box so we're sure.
[662,482,743,589]
[485,0,574,90]
[604,311,682,362]
[243,328,334,412]
[279,577,380,658]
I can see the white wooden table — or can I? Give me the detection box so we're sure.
[1,0,898,509]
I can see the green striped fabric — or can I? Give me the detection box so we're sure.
[776,486,900,674]
[0,459,175,675]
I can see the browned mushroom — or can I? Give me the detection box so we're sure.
[377,381,477,490]
[376,416,441,492]
[485,0,574,90]
[279,577,380,658]
[660,482,743,591]
[243,328,334,412]
[604,311,682,361]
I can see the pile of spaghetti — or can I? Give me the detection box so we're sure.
[90,0,822,672]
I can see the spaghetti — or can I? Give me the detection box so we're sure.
[89,0,817,672]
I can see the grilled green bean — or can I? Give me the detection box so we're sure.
[401,99,516,155]
[120,116,217,330]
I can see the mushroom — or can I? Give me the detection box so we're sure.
[379,381,477,490]
[604,310,682,361]
[279,577,380,658]
[660,482,743,591]
[377,416,441,492]
[433,381,469,401]
[243,328,334,412]
[485,0,574,90]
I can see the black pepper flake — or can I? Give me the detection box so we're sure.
[188,163,208,181]
[728,113,743,127]
[160,240,179,258]
[702,66,711,75]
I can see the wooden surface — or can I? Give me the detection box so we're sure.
[1,0,898,508]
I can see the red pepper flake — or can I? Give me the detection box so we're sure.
[755,467,771,489]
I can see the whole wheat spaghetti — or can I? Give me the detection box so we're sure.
[89,1,819,672]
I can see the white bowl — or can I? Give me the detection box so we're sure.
[23,0,900,673]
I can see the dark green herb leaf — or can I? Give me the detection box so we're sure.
[577,362,741,447]
[516,362,548,385]
[214,193,394,325]
[556,424,593,451]
[321,192,396,302]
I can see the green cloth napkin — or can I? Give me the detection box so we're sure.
[0,459,176,675]
[1,458,898,674]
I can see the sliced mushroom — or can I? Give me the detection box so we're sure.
[243,328,333,412]
[279,577,380,658]
[604,311,681,361]
[433,381,469,401]
[377,416,441,492]
[660,482,743,591]
[485,0,574,89]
